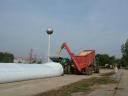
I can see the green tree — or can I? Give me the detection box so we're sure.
[0,52,14,63]
[96,54,110,66]
[121,39,128,67]
[96,54,117,67]
[109,56,116,65]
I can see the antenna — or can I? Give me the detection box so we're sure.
[29,49,33,64]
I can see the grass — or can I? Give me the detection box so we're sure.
[100,71,115,76]
[35,72,117,96]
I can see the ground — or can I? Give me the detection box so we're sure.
[0,69,127,96]
[0,69,111,96]
[72,69,128,96]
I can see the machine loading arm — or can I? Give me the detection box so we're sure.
[58,42,81,71]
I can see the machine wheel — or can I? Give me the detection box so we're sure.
[95,67,100,73]
[86,67,93,75]
[81,67,92,75]
[64,64,71,74]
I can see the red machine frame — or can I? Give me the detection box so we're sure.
[59,42,96,72]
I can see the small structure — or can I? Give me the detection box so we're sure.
[114,65,118,73]
[46,27,53,62]
[14,57,33,63]
[14,57,27,63]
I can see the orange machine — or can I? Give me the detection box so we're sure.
[51,42,99,75]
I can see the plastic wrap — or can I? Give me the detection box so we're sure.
[0,62,63,83]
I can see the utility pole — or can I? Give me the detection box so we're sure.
[29,49,33,64]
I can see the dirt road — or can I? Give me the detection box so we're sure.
[84,69,128,96]
[0,69,113,96]
[114,69,128,96]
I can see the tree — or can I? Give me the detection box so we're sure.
[96,54,117,67]
[0,52,14,63]
[121,39,128,67]
[109,56,116,65]
[96,54,110,66]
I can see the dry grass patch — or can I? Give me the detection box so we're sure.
[35,72,117,96]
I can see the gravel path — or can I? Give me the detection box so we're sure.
[115,69,128,96]
[0,69,113,96]
[83,69,128,96]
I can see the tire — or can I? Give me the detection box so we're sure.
[86,67,93,75]
[64,64,71,74]
[95,67,100,73]
[81,67,93,75]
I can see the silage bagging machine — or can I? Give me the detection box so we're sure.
[50,42,99,75]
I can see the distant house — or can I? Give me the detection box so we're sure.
[14,56,42,64]
[14,57,31,63]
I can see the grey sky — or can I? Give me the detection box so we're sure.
[0,0,128,59]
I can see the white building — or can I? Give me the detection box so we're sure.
[14,57,30,63]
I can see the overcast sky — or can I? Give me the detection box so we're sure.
[0,0,128,59]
